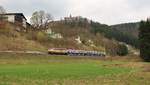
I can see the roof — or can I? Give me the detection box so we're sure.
[0,13,27,20]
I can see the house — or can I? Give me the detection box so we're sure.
[0,13,27,28]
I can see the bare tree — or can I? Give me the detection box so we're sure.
[0,6,6,21]
[0,6,6,14]
[30,10,53,29]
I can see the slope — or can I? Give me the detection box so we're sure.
[0,22,46,51]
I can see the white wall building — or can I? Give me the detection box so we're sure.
[0,13,27,28]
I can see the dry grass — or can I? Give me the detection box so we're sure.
[0,22,46,52]
[47,72,150,85]
[0,35,46,51]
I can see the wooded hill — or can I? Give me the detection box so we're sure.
[90,21,139,48]
[111,22,139,47]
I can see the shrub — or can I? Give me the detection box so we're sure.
[36,32,48,42]
[26,31,48,42]
[117,44,128,56]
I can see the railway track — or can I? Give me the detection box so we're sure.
[0,49,106,57]
[0,51,47,55]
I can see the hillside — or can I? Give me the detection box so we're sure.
[0,16,141,56]
[0,20,129,56]
[0,22,46,51]
[48,18,139,56]
[46,21,121,55]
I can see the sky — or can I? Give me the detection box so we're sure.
[0,0,150,25]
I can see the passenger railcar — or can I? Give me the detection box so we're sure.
[48,48,106,57]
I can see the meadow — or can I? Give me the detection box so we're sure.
[0,53,149,85]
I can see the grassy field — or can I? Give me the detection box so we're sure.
[0,53,149,85]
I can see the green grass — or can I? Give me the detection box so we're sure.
[0,63,130,79]
[0,53,149,85]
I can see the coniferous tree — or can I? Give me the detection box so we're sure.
[139,19,150,62]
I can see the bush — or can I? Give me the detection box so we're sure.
[36,32,48,42]
[117,44,128,56]
[26,31,48,42]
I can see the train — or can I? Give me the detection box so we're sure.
[48,48,106,57]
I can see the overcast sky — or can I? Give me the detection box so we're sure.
[0,0,150,25]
